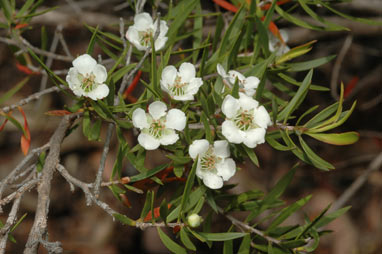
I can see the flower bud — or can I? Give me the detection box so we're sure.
[187,214,202,228]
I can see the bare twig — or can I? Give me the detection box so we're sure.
[0,196,22,254]
[330,152,382,212]
[331,35,353,100]
[93,123,114,198]
[24,115,74,254]
[0,144,49,203]
[135,222,184,230]
[0,178,40,207]
[1,85,66,114]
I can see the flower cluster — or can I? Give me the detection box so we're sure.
[189,139,236,189]
[221,93,272,148]
[132,101,186,150]
[66,54,109,100]
[160,62,203,101]
[125,12,168,51]
[67,12,272,190]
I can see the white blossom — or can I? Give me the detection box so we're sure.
[189,139,236,189]
[187,214,202,228]
[217,64,259,97]
[126,12,168,51]
[268,29,290,56]
[221,93,272,148]
[66,54,109,100]
[160,62,203,101]
[132,101,186,150]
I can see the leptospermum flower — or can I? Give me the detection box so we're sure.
[66,54,109,100]
[189,139,236,189]
[160,62,203,101]
[221,93,272,148]
[126,12,168,51]
[132,101,186,150]
[268,29,290,56]
[217,64,259,97]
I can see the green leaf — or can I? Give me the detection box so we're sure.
[157,228,187,254]
[278,69,313,122]
[113,213,136,226]
[275,5,326,31]
[180,227,196,251]
[315,206,351,228]
[179,157,198,219]
[197,232,248,241]
[0,0,13,22]
[200,112,212,143]
[276,40,315,64]
[0,77,29,105]
[130,164,169,183]
[266,195,312,233]
[306,132,359,146]
[140,190,153,220]
[238,234,251,254]
[243,146,259,167]
[166,0,198,45]
[304,103,339,128]
[297,0,348,31]
[86,25,99,55]
[16,0,34,17]
[0,112,26,137]
[299,136,335,170]
[223,239,233,254]
[287,55,336,72]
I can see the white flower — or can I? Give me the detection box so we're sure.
[268,29,290,56]
[160,62,203,101]
[66,54,109,100]
[187,214,202,228]
[126,12,168,51]
[189,139,236,189]
[217,64,259,97]
[221,93,272,148]
[132,101,186,150]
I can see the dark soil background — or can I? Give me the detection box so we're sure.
[0,0,381,253]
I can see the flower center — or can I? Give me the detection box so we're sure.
[200,148,220,172]
[79,73,96,93]
[233,109,256,131]
[149,119,165,139]
[169,76,188,97]
[139,29,154,47]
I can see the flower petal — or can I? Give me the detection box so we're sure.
[148,101,167,120]
[238,92,259,110]
[254,106,272,128]
[159,129,179,145]
[243,128,266,148]
[132,108,149,129]
[93,64,107,83]
[86,84,109,100]
[216,64,227,78]
[189,139,209,159]
[138,133,160,150]
[72,54,97,76]
[244,76,259,90]
[126,27,147,51]
[161,65,177,87]
[66,67,80,88]
[216,158,236,181]
[222,120,245,144]
[228,70,245,84]
[186,78,203,96]
[222,95,240,118]
[202,172,223,189]
[213,140,230,158]
[179,62,196,82]
[154,36,168,51]
[134,12,153,30]
[173,94,194,101]
[158,20,169,36]
[165,109,186,131]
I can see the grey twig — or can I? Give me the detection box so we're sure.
[330,152,382,212]
[24,115,74,254]
[0,178,40,207]
[330,35,353,100]
[0,196,22,254]
[135,222,185,230]
[93,123,114,198]
[1,85,66,114]
[0,144,49,203]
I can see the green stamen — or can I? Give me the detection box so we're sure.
[233,109,256,131]
[169,76,188,97]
